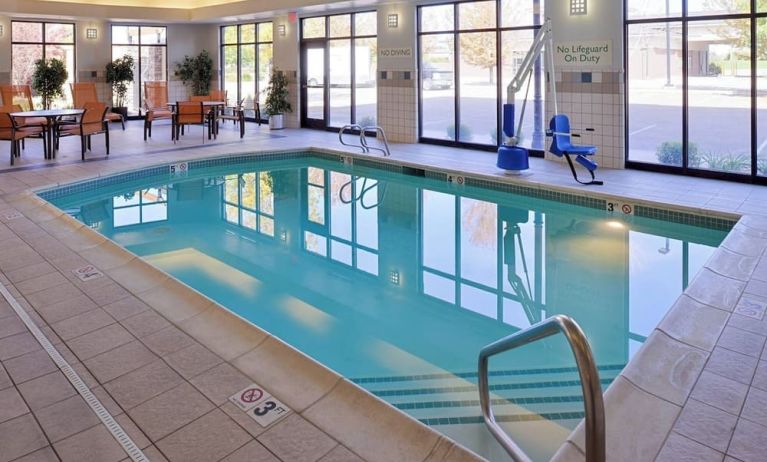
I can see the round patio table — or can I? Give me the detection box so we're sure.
[10,109,85,159]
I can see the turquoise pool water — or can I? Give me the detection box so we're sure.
[48,155,728,461]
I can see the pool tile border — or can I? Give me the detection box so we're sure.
[37,148,737,232]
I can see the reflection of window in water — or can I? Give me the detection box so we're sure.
[113,188,168,227]
[303,167,379,276]
[420,189,545,328]
[222,172,275,237]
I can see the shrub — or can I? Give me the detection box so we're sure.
[32,58,68,110]
[446,123,472,141]
[656,141,700,167]
[175,50,214,96]
[264,69,292,116]
[708,62,722,76]
[106,55,135,108]
[702,152,749,172]
[357,116,376,128]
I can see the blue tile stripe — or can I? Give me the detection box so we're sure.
[36,148,735,231]
[395,394,586,411]
[351,364,625,385]
[419,411,585,425]
[371,377,614,398]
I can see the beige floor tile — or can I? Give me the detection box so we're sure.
[102,296,151,322]
[15,272,70,296]
[66,323,134,360]
[655,432,724,462]
[120,309,171,338]
[136,279,212,324]
[221,440,280,462]
[0,362,13,390]
[690,370,749,415]
[0,332,42,361]
[318,445,365,462]
[25,282,83,310]
[180,307,268,361]
[127,382,215,441]
[53,422,127,462]
[165,342,223,379]
[752,360,767,392]
[78,281,132,306]
[79,241,136,271]
[106,259,169,294]
[0,414,49,462]
[17,371,77,411]
[105,359,184,410]
[189,362,253,406]
[220,401,270,439]
[141,325,195,357]
[11,446,60,462]
[741,387,767,428]
[157,409,251,462]
[51,307,115,341]
[0,386,30,424]
[728,418,767,462]
[705,346,759,385]
[5,262,58,285]
[35,394,101,442]
[686,268,746,312]
[674,399,737,453]
[84,340,158,383]
[258,413,337,462]
[717,326,767,358]
[33,294,98,324]
[0,316,27,339]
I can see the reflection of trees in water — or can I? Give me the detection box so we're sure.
[462,199,497,247]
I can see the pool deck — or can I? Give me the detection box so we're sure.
[0,121,765,462]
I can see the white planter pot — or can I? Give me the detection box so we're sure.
[269,114,284,130]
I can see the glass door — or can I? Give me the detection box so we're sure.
[302,42,327,129]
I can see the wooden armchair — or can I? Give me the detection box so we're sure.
[58,102,109,160]
[173,101,215,143]
[71,83,125,130]
[143,81,173,141]
[0,105,47,165]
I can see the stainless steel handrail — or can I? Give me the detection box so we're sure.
[360,125,391,157]
[478,315,605,462]
[339,124,368,152]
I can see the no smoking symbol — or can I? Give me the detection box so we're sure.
[241,388,263,403]
[621,204,632,215]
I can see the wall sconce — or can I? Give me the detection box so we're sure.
[277,24,286,36]
[86,28,98,40]
[387,14,399,28]
[570,0,587,15]
[279,230,288,242]
[0,25,4,38]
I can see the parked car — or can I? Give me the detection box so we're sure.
[421,65,453,90]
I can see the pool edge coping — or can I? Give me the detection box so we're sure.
[23,145,754,462]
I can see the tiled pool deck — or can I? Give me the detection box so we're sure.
[0,121,766,462]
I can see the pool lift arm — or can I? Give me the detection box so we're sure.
[497,19,603,186]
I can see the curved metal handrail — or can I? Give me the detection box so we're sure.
[360,125,391,157]
[339,177,387,210]
[339,124,368,152]
[478,315,605,462]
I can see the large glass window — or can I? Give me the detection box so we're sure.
[223,172,275,237]
[11,21,75,108]
[418,0,544,149]
[111,25,167,116]
[300,12,378,129]
[113,188,168,228]
[220,23,273,120]
[626,0,767,180]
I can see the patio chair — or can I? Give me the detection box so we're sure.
[173,101,215,143]
[0,85,48,129]
[219,99,247,139]
[0,105,47,165]
[71,82,125,130]
[57,102,109,160]
[143,81,173,141]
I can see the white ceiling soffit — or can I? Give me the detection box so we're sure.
[0,0,380,23]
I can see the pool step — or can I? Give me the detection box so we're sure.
[352,365,623,426]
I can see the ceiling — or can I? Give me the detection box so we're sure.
[36,0,242,8]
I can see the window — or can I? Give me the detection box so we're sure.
[302,167,379,275]
[221,23,273,120]
[11,21,75,108]
[300,12,378,129]
[626,0,767,181]
[111,25,167,115]
[113,188,168,227]
[418,0,545,150]
[223,172,275,237]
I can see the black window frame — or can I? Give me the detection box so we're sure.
[416,0,545,153]
[299,11,378,132]
[10,20,77,92]
[110,25,168,118]
[624,0,767,183]
[219,22,273,123]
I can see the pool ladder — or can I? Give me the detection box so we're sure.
[339,124,391,157]
[478,315,605,462]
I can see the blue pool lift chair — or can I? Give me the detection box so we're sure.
[548,114,603,186]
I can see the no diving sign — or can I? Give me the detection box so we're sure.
[229,383,291,427]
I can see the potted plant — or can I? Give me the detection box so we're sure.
[175,50,214,96]
[31,58,68,110]
[106,55,135,119]
[264,69,292,130]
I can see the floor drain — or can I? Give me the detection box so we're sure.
[0,281,149,462]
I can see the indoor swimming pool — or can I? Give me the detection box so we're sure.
[43,152,730,461]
